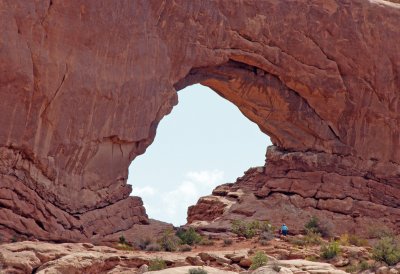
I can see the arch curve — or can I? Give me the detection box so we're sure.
[0,0,399,241]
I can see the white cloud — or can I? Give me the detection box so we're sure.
[158,169,225,225]
[131,169,225,225]
[186,170,225,187]
[131,186,156,196]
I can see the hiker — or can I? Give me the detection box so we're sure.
[280,224,289,236]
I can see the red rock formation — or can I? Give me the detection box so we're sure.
[0,0,399,241]
[187,146,400,236]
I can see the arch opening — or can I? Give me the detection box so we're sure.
[128,84,271,226]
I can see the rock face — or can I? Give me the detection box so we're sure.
[0,0,399,241]
[188,147,400,236]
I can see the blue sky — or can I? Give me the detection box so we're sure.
[128,84,271,226]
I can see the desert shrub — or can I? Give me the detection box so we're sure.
[359,260,372,271]
[134,237,152,250]
[304,230,323,245]
[231,220,276,239]
[345,264,358,273]
[348,235,368,247]
[250,251,268,270]
[321,241,341,260]
[345,261,373,273]
[304,216,333,238]
[199,238,214,246]
[368,226,394,239]
[180,244,192,252]
[231,220,257,239]
[305,216,319,232]
[158,229,181,252]
[148,258,167,271]
[289,237,307,247]
[319,222,334,238]
[119,235,127,244]
[145,243,162,251]
[188,267,208,274]
[260,220,275,233]
[340,233,368,247]
[339,234,350,246]
[372,236,400,266]
[223,238,233,246]
[260,231,274,241]
[176,227,202,246]
[259,230,274,246]
[116,234,133,250]
[117,243,132,251]
[290,230,322,247]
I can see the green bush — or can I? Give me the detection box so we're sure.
[367,226,394,239]
[321,241,341,260]
[158,229,181,252]
[119,235,127,244]
[304,230,323,245]
[250,251,268,270]
[372,236,400,266]
[176,227,202,246]
[259,220,275,233]
[116,234,133,250]
[231,220,275,239]
[345,264,358,273]
[188,267,208,274]
[348,234,368,247]
[305,216,319,232]
[359,260,371,271]
[290,230,322,247]
[231,220,257,239]
[304,216,333,238]
[148,258,167,271]
[345,261,373,273]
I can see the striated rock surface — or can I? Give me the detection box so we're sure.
[188,146,400,236]
[0,0,399,241]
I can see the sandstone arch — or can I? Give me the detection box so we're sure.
[0,0,399,241]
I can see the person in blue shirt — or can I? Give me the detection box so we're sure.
[281,224,289,236]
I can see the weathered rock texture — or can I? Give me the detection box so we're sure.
[0,241,351,274]
[188,147,400,236]
[0,0,399,241]
[0,241,186,274]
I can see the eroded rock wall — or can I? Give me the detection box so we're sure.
[0,0,399,241]
[188,146,400,236]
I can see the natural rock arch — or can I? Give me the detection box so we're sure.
[0,0,399,241]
